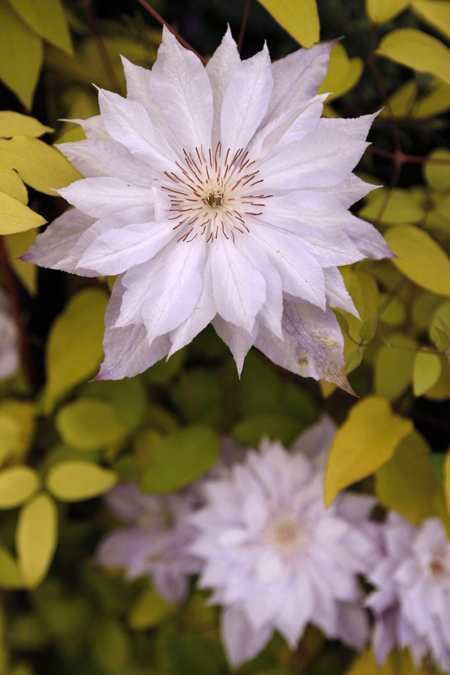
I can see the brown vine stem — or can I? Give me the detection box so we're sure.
[134,0,207,65]
[368,145,450,165]
[82,0,124,96]
[238,0,252,53]
[0,237,38,396]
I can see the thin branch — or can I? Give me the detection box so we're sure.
[238,0,251,53]
[368,146,450,165]
[134,0,207,65]
[0,237,38,396]
[82,0,124,96]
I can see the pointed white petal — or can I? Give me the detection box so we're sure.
[346,218,392,260]
[22,208,97,276]
[58,177,155,218]
[221,607,272,669]
[65,115,110,140]
[255,300,353,392]
[206,27,240,148]
[213,317,256,374]
[121,55,151,107]
[320,112,379,141]
[324,267,359,317]
[150,26,213,150]
[210,237,266,333]
[98,89,178,174]
[220,44,273,153]
[322,174,379,207]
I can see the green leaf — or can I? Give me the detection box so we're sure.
[0,0,43,109]
[56,398,129,451]
[46,461,118,502]
[0,412,21,467]
[366,0,411,23]
[0,169,27,203]
[346,350,363,375]
[359,188,425,225]
[376,432,439,525]
[0,190,46,234]
[0,466,40,508]
[374,333,417,401]
[378,29,450,87]
[444,450,450,514]
[6,0,73,54]
[317,43,363,101]
[347,649,428,675]
[325,395,413,506]
[128,586,174,630]
[147,348,186,385]
[4,229,38,295]
[412,0,450,42]
[0,111,52,138]
[385,225,450,296]
[140,424,220,494]
[0,136,82,195]
[233,413,305,447]
[0,400,35,464]
[16,493,58,589]
[424,148,450,191]
[360,315,377,342]
[413,351,442,396]
[45,288,109,410]
[81,378,147,431]
[93,620,130,674]
[257,0,319,48]
[0,546,25,589]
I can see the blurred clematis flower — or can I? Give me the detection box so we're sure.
[367,513,450,673]
[189,417,378,667]
[24,28,390,389]
[0,290,19,380]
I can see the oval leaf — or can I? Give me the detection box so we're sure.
[325,395,413,505]
[0,111,52,139]
[366,0,411,23]
[257,0,319,48]
[0,191,45,235]
[0,545,25,589]
[46,461,118,502]
[56,398,128,451]
[378,29,450,87]
[413,351,442,397]
[16,493,57,589]
[7,0,73,55]
[0,466,41,508]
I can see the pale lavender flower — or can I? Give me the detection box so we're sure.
[96,483,201,604]
[24,28,390,389]
[0,290,19,380]
[189,417,377,667]
[367,513,450,672]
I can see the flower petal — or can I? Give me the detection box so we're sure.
[322,174,378,208]
[346,218,392,260]
[221,607,272,669]
[255,300,353,392]
[324,267,359,317]
[212,317,256,375]
[220,44,273,154]
[64,115,109,140]
[206,26,240,148]
[58,177,155,218]
[150,27,213,150]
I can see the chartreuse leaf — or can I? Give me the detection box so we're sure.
[140,424,220,494]
[46,461,118,501]
[424,148,450,191]
[412,0,450,42]
[378,29,450,87]
[444,450,450,513]
[16,493,57,589]
[129,586,174,630]
[413,351,442,396]
[0,191,46,235]
[385,225,450,296]
[0,400,35,464]
[0,413,21,467]
[233,414,305,447]
[0,111,52,138]
[56,399,128,451]
[366,0,410,23]
[0,169,27,203]
[325,396,413,506]
[376,431,439,525]
[93,620,130,674]
[347,648,428,674]
[0,546,25,589]
[375,333,417,401]
[317,43,363,101]
[359,188,424,225]
[0,136,81,195]
[6,0,73,55]
[380,78,450,120]
[4,229,37,295]
[45,288,109,410]
[0,0,43,109]
[0,466,40,508]
[256,0,319,48]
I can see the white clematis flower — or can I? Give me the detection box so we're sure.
[0,290,19,381]
[367,513,450,673]
[24,28,390,388]
[189,417,378,667]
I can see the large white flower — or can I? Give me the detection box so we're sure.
[24,28,390,389]
[189,417,378,667]
[0,290,19,380]
[367,514,450,672]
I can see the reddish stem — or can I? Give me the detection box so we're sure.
[82,0,124,96]
[134,0,207,65]
[368,146,450,164]
[238,0,251,53]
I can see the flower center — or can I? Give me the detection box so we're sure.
[265,513,305,559]
[161,142,272,243]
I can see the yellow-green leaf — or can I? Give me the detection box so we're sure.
[385,225,450,296]
[0,191,46,235]
[380,78,450,120]
[6,0,73,55]
[366,0,410,23]
[257,0,319,48]
[325,396,413,506]
[347,648,428,675]
[374,333,417,401]
[378,29,450,87]
[46,461,118,502]
[0,111,52,139]
[45,288,109,410]
[0,136,82,195]
[0,466,40,508]
[16,493,57,589]
[0,169,27,203]
[129,586,174,630]
[0,546,25,589]
[359,188,424,225]
[413,351,442,396]
[317,43,363,101]
[0,0,43,109]
[56,399,128,451]
[412,0,450,42]
[444,449,450,513]
[424,148,450,191]
[376,431,439,525]
[4,229,37,295]
[0,400,35,464]
[0,413,21,467]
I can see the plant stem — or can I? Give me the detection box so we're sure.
[82,0,124,96]
[238,0,251,53]
[368,145,450,164]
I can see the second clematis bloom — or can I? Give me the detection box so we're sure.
[24,28,390,388]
